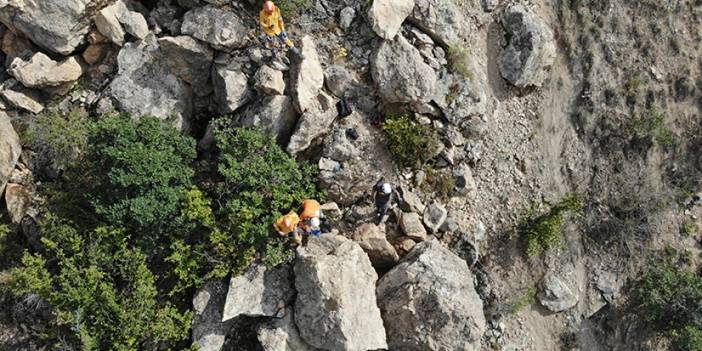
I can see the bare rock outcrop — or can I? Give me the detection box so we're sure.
[181,6,248,50]
[8,53,83,89]
[0,111,20,195]
[221,263,294,322]
[291,36,325,114]
[368,0,414,40]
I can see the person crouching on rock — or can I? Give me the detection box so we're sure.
[374,179,399,224]
[259,1,302,58]
[274,211,302,245]
[300,199,323,237]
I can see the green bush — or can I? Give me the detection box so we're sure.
[632,264,702,351]
[84,114,196,239]
[382,115,440,169]
[210,126,322,275]
[520,193,584,259]
[10,218,191,350]
[631,110,676,147]
[276,0,311,17]
[421,167,455,201]
[447,46,473,80]
[25,108,93,173]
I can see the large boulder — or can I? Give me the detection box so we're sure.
[539,271,579,312]
[8,53,83,89]
[96,0,150,46]
[371,35,438,105]
[159,36,214,97]
[213,66,250,114]
[254,65,285,96]
[286,92,337,156]
[498,4,556,88]
[0,88,44,114]
[256,308,314,351]
[0,0,95,55]
[191,280,234,351]
[240,95,298,144]
[181,6,248,50]
[221,263,294,322]
[377,239,486,350]
[352,223,400,268]
[290,36,324,114]
[0,112,20,195]
[423,201,447,233]
[409,0,476,46]
[368,0,414,40]
[294,234,388,350]
[107,35,192,131]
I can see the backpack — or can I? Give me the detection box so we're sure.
[336,99,352,118]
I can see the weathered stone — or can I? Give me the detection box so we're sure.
[287,92,337,156]
[423,201,447,233]
[368,0,414,40]
[108,35,192,131]
[352,223,400,268]
[254,65,285,95]
[371,34,438,104]
[181,6,248,50]
[498,4,556,88]
[1,30,35,63]
[409,0,476,46]
[453,163,477,195]
[192,280,234,351]
[1,88,44,114]
[96,3,127,46]
[400,212,428,241]
[539,272,579,312]
[377,239,486,350]
[323,128,360,162]
[9,53,83,88]
[159,36,213,96]
[339,6,356,31]
[82,44,110,65]
[0,0,94,54]
[213,66,250,114]
[118,5,149,40]
[5,183,31,224]
[257,308,314,351]
[221,264,294,322]
[396,236,417,254]
[291,36,324,114]
[240,95,298,144]
[0,112,20,195]
[399,185,425,213]
[294,234,387,350]
[482,0,498,12]
[324,65,356,98]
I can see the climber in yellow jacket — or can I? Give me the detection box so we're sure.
[260,1,302,57]
[274,211,302,245]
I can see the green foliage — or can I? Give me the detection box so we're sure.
[681,220,700,237]
[509,286,537,315]
[382,115,440,169]
[276,0,311,17]
[631,110,676,147]
[521,193,584,259]
[84,114,196,238]
[421,167,455,201]
[632,264,702,351]
[211,126,322,275]
[447,46,473,80]
[25,108,93,172]
[624,73,644,102]
[10,218,191,350]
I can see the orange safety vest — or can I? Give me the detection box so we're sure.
[299,199,321,220]
[274,211,300,234]
[259,7,285,36]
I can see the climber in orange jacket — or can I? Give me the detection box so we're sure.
[299,199,323,237]
[259,1,302,57]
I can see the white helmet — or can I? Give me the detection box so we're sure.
[381,183,392,195]
[310,217,321,228]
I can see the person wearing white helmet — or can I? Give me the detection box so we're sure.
[374,179,399,224]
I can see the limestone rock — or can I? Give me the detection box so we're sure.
[159,36,213,96]
[256,308,314,351]
[498,4,556,88]
[290,36,324,114]
[323,128,360,162]
[453,163,477,195]
[82,44,110,65]
[0,0,93,55]
[213,66,250,114]
[339,7,356,31]
[9,53,83,88]
[5,183,31,224]
[377,239,486,350]
[399,186,425,213]
[352,223,400,268]
[400,212,428,241]
[324,65,356,98]
[119,5,149,40]
[368,0,414,40]
[107,35,192,131]
[423,201,447,233]
[287,92,337,156]
[539,272,579,312]
[254,65,285,95]
[240,95,298,144]
[192,280,234,351]
[294,234,387,350]
[409,0,476,46]
[0,112,20,195]
[1,88,44,114]
[221,264,294,322]
[371,35,438,104]
[96,2,127,46]
[181,6,248,50]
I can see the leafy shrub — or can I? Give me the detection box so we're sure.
[447,46,473,80]
[24,108,93,174]
[630,110,676,147]
[421,167,455,201]
[10,218,191,350]
[624,74,644,104]
[681,220,700,237]
[276,0,311,17]
[632,264,702,351]
[509,286,537,315]
[382,114,440,168]
[520,193,584,259]
[210,126,322,275]
[84,114,196,239]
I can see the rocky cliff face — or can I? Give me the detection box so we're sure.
[1,0,701,350]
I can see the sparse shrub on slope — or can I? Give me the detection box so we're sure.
[520,193,584,259]
[382,114,440,169]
